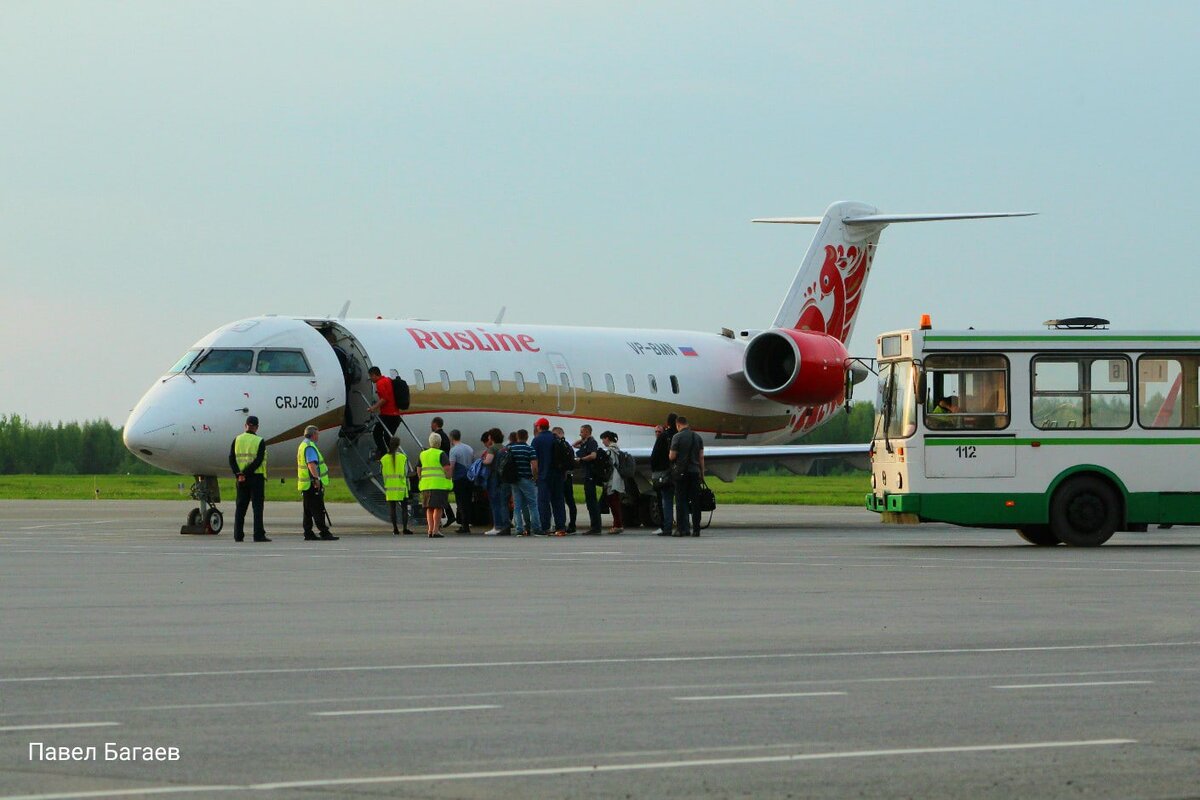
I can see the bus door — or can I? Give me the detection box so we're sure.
[922,354,1016,479]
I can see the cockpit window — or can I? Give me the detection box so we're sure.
[191,349,254,374]
[256,349,311,375]
[168,350,201,373]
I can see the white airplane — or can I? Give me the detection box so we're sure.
[123,201,1030,532]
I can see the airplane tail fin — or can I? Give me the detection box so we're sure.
[755,202,1033,343]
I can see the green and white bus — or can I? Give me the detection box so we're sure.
[865,318,1200,546]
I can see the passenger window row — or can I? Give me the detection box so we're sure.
[410,369,682,395]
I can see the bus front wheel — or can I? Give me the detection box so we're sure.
[1050,476,1119,547]
[1016,526,1060,546]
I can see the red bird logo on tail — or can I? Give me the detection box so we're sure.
[794,244,872,343]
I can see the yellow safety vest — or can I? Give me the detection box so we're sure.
[418,448,452,491]
[296,439,329,491]
[380,452,409,501]
[234,432,266,475]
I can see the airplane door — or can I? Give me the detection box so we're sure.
[547,352,576,415]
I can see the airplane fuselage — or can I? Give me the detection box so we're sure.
[124,315,811,478]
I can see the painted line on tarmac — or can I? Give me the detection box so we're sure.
[992,680,1155,690]
[3,641,1198,684]
[675,691,845,701]
[0,722,119,733]
[313,704,499,717]
[8,666,1194,719]
[0,738,1136,799]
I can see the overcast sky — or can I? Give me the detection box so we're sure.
[2,1,1197,424]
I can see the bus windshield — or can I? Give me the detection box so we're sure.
[877,360,917,440]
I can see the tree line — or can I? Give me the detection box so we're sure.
[0,416,167,475]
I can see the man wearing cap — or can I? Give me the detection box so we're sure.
[298,425,338,541]
[228,416,269,542]
[531,418,567,536]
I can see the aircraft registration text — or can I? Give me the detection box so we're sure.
[627,342,680,356]
[276,396,320,410]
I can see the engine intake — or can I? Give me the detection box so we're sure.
[743,328,849,406]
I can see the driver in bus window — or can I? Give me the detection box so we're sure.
[928,395,959,428]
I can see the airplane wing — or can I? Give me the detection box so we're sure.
[621,443,869,483]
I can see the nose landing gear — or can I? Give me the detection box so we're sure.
[181,475,223,535]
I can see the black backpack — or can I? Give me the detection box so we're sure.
[552,437,576,470]
[390,376,410,411]
[592,448,614,483]
[495,447,519,484]
[616,449,636,480]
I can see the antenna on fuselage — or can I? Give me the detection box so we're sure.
[494,306,507,325]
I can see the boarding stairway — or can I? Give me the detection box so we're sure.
[336,401,425,523]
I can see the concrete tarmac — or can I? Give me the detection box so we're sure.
[0,500,1198,799]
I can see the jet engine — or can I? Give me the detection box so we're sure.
[742,329,849,406]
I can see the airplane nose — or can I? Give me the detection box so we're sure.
[123,406,178,457]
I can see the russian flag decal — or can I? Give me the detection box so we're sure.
[679,346,698,357]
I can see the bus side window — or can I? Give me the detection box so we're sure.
[1032,355,1130,430]
[1138,356,1184,428]
[923,354,1009,430]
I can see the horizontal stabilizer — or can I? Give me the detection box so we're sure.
[752,217,824,225]
[843,211,1035,225]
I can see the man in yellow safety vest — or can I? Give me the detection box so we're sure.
[228,415,269,542]
[297,425,338,541]
[380,436,413,535]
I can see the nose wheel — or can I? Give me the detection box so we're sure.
[181,475,223,535]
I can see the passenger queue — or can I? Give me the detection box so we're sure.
[227,401,708,542]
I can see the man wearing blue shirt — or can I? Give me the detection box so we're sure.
[532,418,567,536]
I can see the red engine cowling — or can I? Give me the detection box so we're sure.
[742,328,849,406]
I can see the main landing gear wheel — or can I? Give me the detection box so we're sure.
[1050,476,1119,547]
[1016,525,1060,546]
[186,508,203,528]
[205,508,224,534]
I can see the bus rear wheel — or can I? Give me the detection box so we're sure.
[1016,526,1060,546]
[1050,476,1119,547]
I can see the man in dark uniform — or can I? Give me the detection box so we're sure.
[228,415,270,542]
[649,413,678,535]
